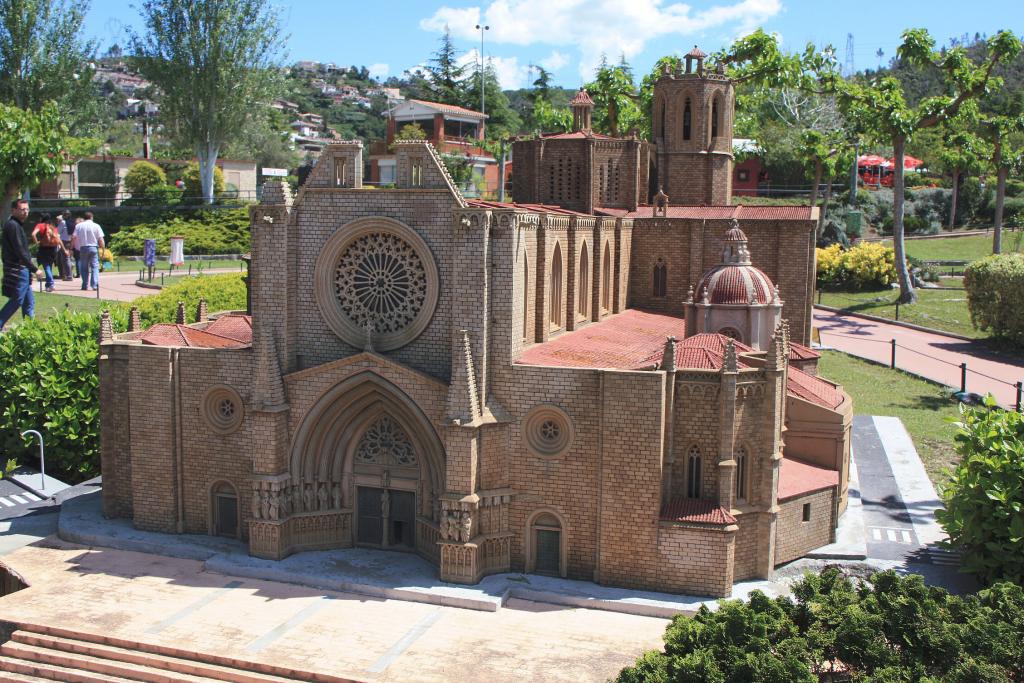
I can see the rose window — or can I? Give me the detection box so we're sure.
[355,415,417,466]
[315,219,439,352]
[523,405,574,458]
[334,233,428,335]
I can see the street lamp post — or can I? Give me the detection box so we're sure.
[475,23,489,116]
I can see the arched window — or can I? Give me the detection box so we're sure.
[653,260,667,297]
[735,445,748,501]
[577,242,589,317]
[686,446,702,499]
[212,481,238,538]
[682,99,692,141]
[718,327,743,342]
[522,253,531,342]
[550,243,563,328]
[601,242,612,311]
[530,512,563,576]
[711,97,720,139]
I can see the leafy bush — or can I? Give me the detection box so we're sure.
[964,253,1024,343]
[109,208,250,256]
[1000,196,1024,229]
[1005,179,1024,198]
[937,397,1024,584]
[134,273,247,327]
[958,176,994,225]
[0,276,247,483]
[182,162,225,200]
[616,568,1024,682]
[123,160,167,197]
[0,309,126,482]
[816,242,896,290]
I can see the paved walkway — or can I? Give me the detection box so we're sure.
[814,307,1024,409]
[38,268,240,302]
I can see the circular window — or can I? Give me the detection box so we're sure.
[202,385,244,434]
[315,218,439,352]
[523,405,574,458]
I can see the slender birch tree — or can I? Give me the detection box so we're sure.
[131,0,284,203]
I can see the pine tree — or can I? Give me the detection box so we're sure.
[422,26,467,105]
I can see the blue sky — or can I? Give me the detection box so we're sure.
[85,0,1023,89]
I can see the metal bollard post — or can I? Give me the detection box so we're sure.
[817,290,822,304]
[890,339,896,369]
[188,263,192,276]
[1016,381,1022,412]
[161,273,165,286]
[895,301,900,320]
[960,362,967,393]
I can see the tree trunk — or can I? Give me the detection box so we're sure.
[818,174,834,236]
[993,164,1007,254]
[892,136,916,304]
[809,161,822,209]
[1,181,19,223]
[949,169,960,231]
[199,143,219,205]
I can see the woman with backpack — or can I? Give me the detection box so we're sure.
[31,213,66,292]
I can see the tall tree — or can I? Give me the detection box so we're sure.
[131,0,284,203]
[837,29,1022,302]
[937,109,985,231]
[463,59,521,139]
[981,113,1024,252]
[420,26,467,106]
[0,103,69,215]
[585,58,642,137]
[0,0,95,113]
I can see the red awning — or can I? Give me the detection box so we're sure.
[857,154,886,167]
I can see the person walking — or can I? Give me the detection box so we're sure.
[31,213,62,292]
[74,211,105,291]
[1,199,37,331]
[56,210,74,280]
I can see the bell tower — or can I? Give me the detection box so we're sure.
[570,88,594,133]
[652,46,735,205]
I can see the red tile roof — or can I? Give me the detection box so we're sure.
[686,46,708,59]
[697,264,774,304]
[778,457,839,501]
[635,333,753,370]
[789,342,821,362]
[539,130,614,140]
[570,88,594,106]
[595,205,815,220]
[660,497,736,525]
[518,309,685,369]
[139,317,252,349]
[465,199,593,216]
[204,314,253,343]
[407,99,487,119]
[787,366,844,409]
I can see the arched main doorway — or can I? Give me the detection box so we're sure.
[290,372,446,560]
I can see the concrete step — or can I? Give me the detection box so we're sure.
[1,641,210,682]
[9,622,359,683]
[0,653,124,683]
[11,631,296,683]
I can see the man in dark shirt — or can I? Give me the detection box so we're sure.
[1,198,36,330]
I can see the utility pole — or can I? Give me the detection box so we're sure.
[844,33,855,78]
[475,23,489,115]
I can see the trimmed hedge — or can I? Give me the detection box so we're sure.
[134,273,247,327]
[109,207,250,256]
[0,275,247,483]
[964,253,1024,344]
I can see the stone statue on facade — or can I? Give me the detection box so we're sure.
[303,482,314,512]
[458,511,472,543]
[331,483,342,510]
[268,491,280,521]
[317,482,328,511]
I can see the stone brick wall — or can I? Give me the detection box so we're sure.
[99,343,133,519]
[126,346,177,533]
[655,524,735,596]
[774,488,836,565]
[629,217,816,345]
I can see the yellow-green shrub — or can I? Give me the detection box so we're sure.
[816,242,896,290]
[964,253,1024,344]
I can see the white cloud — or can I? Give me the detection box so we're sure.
[421,0,783,80]
[539,50,569,71]
[459,50,531,89]
[368,63,390,79]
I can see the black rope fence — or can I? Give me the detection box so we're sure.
[819,331,1024,411]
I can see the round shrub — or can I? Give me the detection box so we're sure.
[123,160,167,198]
[964,253,1024,343]
[182,162,225,201]
[936,397,1024,584]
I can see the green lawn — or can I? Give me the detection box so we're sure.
[819,287,979,338]
[817,350,960,485]
[116,258,246,275]
[7,292,119,326]
[878,232,1024,263]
